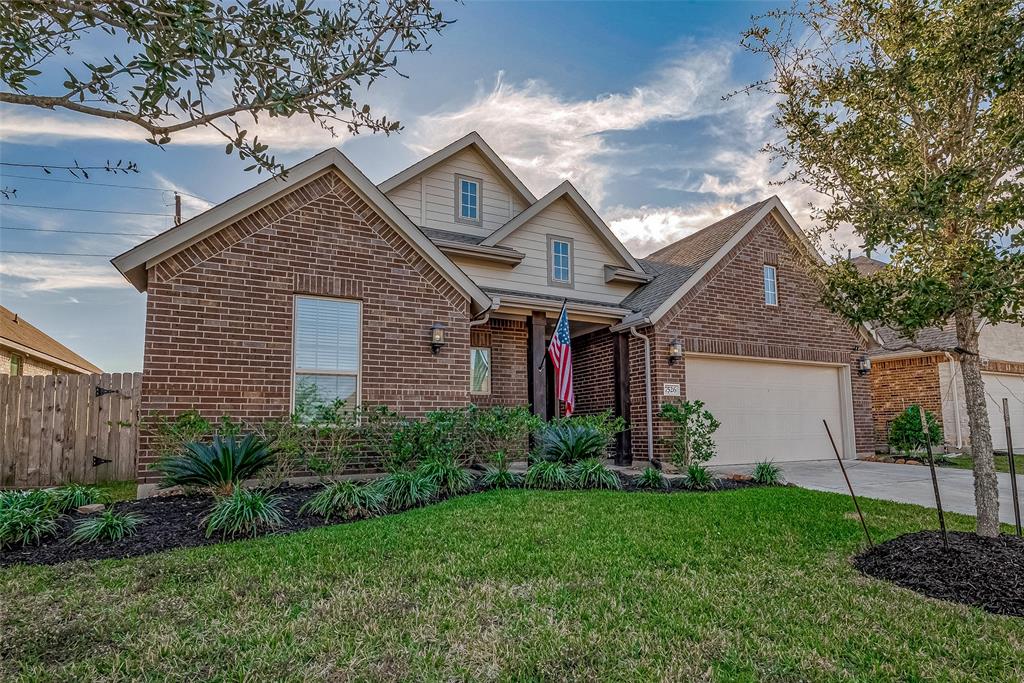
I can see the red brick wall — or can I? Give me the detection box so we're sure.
[572,329,616,416]
[870,355,943,451]
[628,212,873,463]
[139,170,472,480]
[470,318,528,407]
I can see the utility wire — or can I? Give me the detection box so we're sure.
[0,225,157,237]
[0,203,173,217]
[0,173,209,202]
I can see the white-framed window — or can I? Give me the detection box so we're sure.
[549,237,573,286]
[9,353,22,376]
[455,174,481,224]
[292,295,361,415]
[470,347,491,395]
[763,264,778,306]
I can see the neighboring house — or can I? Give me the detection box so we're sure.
[852,256,1024,454]
[113,132,874,482]
[0,305,102,376]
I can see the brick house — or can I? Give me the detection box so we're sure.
[113,133,874,482]
[1,305,101,376]
[852,256,1024,454]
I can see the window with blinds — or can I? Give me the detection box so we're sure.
[293,296,360,413]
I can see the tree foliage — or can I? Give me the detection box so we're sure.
[888,405,944,455]
[1,0,451,173]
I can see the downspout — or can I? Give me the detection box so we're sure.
[944,351,964,450]
[630,326,658,468]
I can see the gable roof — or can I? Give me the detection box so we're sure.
[111,148,492,315]
[849,255,888,276]
[377,131,537,206]
[479,180,646,274]
[1,306,102,374]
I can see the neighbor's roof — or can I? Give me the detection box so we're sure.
[849,255,889,276]
[0,306,102,374]
[111,148,492,315]
[870,321,959,356]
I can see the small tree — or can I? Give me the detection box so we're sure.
[740,0,1024,536]
[2,1,451,173]
[659,400,721,469]
[888,406,944,457]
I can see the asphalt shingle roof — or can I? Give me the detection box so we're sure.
[1,306,102,373]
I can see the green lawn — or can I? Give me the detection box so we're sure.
[2,488,1022,682]
[95,479,137,503]
[943,452,1024,474]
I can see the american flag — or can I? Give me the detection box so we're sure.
[548,302,575,416]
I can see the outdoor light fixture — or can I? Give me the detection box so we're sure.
[668,338,683,364]
[858,354,872,375]
[430,322,447,355]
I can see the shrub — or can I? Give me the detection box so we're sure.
[375,470,438,510]
[571,458,621,490]
[360,406,421,471]
[524,460,573,490]
[0,489,56,513]
[547,411,626,444]
[417,455,473,496]
[537,424,608,464]
[470,405,544,466]
[888,406,943,456]
[148,410,242,461]
[255,401,361,487]
[155,433,279,495]
[751,460,782,485]
[479,453,523,489]
[69,509,144,544]
[683,463,716,491]
[0,506,59,548]
[635,466,668,490]
[204,488,285,538]
[660,400,721,468]
[50,484,110,513]
[300,480,385,520]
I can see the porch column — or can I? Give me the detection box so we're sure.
[613,331,633,465]
[528,311,548,418]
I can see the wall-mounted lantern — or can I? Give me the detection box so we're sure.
[857,354,872,375]
[430,322,447,355]
[668,338,683,365]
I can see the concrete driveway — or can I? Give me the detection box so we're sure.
[720,459,1024,525]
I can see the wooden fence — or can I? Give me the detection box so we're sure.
[0,372,141,488]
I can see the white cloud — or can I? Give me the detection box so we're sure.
[0,256,125,292]
[606,203,757,257]
[151,172,215,218]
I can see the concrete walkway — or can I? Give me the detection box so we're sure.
[719,459,1024,525]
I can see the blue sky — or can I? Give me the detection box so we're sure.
[0,1,841,373]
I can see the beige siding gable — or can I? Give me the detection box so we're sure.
[384,147,526,237]
[979,321,1024,363]
[458,197,637,304]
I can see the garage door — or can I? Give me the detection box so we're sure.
[685,356,847,465]
[983,372,1024,453]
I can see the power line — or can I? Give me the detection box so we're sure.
[0,203,173,217]
[0,225,157,237]
[0,173,209,202]
[0,250,116,257]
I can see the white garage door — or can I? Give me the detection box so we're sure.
[982,372,1024,453]
[685,356,847,465]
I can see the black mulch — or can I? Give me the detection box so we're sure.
[853,531,1024,617]
[1,474,767,568]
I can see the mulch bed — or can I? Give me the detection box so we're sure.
[1,474,768,568]
[853,531,1024,617]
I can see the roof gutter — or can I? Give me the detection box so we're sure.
[629,326,659,468]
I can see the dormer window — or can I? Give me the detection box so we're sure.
[548,236,574,286]
[455,174,482,225]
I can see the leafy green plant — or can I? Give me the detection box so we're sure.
[479,453,523,489]
[154,433,279,495]
[683,463,716,491]
[524,460,573,490]
[547,411,626,443]
[50,484,110,513]
[0,506,59,548]
[417,455,473,496]
[470,405,544,466]
[0,489,56,513]
[659,400,721,468]
[69,509,144,544]
[888,406,944,456]
[375,470,438,510]
[204,488,285,538]
[300,480,385,521]
[751,461,782,486]
[537,424,608,464]
[256,400,361,487]
[635,466,668,490]
[571,458,621,490]
[360,406,420,471]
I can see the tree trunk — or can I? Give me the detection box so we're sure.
[955,310,1000,537]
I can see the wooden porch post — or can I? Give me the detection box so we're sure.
[528,311,548,418]
[613,332,633,465]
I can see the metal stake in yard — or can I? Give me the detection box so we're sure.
[917,405,949,550]
[1001,398,1022,536]
[823,419,873,547]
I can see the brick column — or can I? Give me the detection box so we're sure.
[528,311,547,418]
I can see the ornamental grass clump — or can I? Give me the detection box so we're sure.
[479,454,522,490]
[69,509,144,544]
[204,488,285,538]
[635,466,668,490]
[537,424,608,464]
[416,455,473,496]
[300,480,385,521]
[571,458,621,490]
[375,470,438,511]
[752,460,782,486]
[683,463,716,491]
[155,433,279,495]
[50,484,110,513]
[524,460,573,490]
